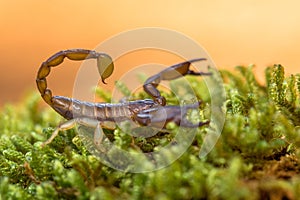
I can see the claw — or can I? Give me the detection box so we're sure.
[143,58,210,106]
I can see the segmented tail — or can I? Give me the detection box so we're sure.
[36,49,114,105]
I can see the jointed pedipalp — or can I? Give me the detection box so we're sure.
[143,58,211,105]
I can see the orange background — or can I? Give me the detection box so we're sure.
[1,1,300,105]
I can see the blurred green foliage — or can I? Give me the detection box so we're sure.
[1,65,300,199]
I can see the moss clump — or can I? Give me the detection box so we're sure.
[1,65,300,199]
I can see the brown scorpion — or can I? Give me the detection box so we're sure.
[36,49,210,147]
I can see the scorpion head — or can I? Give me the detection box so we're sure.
[128,99,157,114]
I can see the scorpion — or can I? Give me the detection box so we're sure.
[36,49,211,147]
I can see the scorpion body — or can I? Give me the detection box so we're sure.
[36,49,210,146]
[51,95,156,122]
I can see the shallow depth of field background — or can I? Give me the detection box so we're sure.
[1,0,300,105]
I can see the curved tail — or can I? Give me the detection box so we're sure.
[36,49,114,105]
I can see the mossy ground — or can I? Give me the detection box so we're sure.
[1,65,300,200]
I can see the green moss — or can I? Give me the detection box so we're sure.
[1,65,300,199]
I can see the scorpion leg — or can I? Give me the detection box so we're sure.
[143,58,211,106]
[41,117,116,147]
[93,122,112,152]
